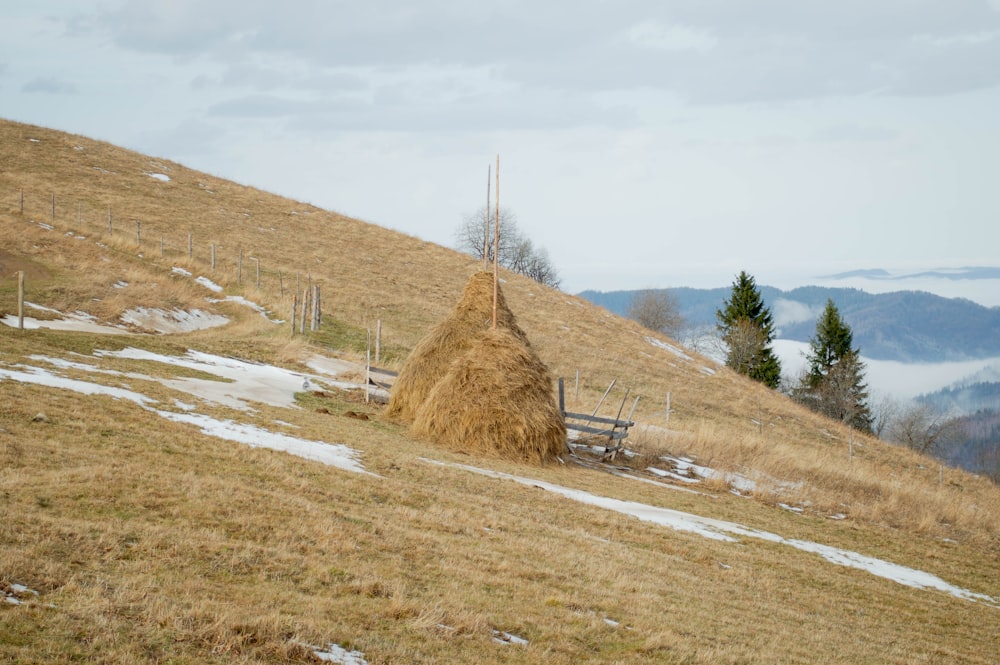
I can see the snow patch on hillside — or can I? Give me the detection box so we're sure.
[431,460,998,607]
[120,307,229,333]
[0,354,373,475]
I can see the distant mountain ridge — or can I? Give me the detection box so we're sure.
[824,266,1000,281]
[579,286,1000,363]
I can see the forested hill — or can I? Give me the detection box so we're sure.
[579,286,1000,363]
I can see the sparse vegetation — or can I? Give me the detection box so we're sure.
[627,288,685,339]
[454,205,561,288]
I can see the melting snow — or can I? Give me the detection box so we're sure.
[195,276,223,292]
[120,307,229,333]
[0,358,371,475]
[2,313,130,335]
[206,295,279,322]
[155,409,371,475]
[492,630,529,646]
[3,582,40,606]
[307,643,369,664]
[646,336,693,361]
[146,172,171,182]
[96,348,315,410]
[429,461,998,607]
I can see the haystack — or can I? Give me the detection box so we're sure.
[387,271,528,422]
[410,326,567,464]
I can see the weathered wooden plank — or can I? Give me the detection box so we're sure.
[566,422,631,440]
[563,411,635,428]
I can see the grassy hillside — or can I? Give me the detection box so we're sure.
[2,118,998,663]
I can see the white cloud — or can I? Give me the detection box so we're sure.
[626,21,717,53]
[773,299,822,327]
[22,76,78,94]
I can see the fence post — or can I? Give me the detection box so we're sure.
[278,271,284,297]
[19,189,24,214]
[107,207,112,235]
[136,220,141,245]
[311,284,320,330]
[253,257,260,289]
[211,244,216,271]
[299,286,308,334]
[291,293,298,336]
[665,391,672,427]
[375,319,382,363]
[188,233,193,259]
[238,249,243,285]
[365,329,371,404]
[17,271,25,330]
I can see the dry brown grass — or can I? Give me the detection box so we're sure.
[2,118,1000,663]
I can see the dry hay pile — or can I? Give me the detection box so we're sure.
[389,271,566,464]
[411,326,567,464]
[387,271,527,422]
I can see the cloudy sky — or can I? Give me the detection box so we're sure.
[4,1,1000,293]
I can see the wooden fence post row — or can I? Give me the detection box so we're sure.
[13,187,340,336]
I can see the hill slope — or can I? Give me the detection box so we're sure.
[2,118,999,663]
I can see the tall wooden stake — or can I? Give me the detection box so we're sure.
[492,154,500,330]
[483,163,491,269]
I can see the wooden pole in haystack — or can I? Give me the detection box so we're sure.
[483,163,491,270]
[492,154,500,330]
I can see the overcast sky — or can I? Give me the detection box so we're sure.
[4,1,1000,293]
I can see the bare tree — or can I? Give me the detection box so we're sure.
[885,402,961,455]
[869,393,901,439]
[976,445,1000,485]
[455,205,561,289]
[627,289,685,339]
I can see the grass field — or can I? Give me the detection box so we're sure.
[1,118,998,663]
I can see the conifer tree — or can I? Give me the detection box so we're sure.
[797,299,873,432]
[716,271,782,389]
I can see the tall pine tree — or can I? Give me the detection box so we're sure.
[716,271,782,389]
[797,299,873,432]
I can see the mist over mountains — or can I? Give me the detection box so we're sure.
[579,285,1000,364]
